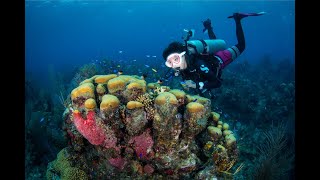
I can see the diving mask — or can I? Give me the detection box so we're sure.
[165,51,186,68]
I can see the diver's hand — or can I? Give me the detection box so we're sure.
[199,82,204,90]
[185,80,197,89]
[202,18,212,32]
[199,82,207,93]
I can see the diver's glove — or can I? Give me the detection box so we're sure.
[202,18,212,32]
[199,82,207,93]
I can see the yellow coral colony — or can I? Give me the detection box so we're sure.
[71,82,95,101]
[223,123,229,130]
[100,94,120,111]
[204,141,214,150]
[169,89,186,104]
[186,95,210,105]
[126,101,144,110]
[211,112,220,122]
[79,78,93,85]
[94,74,117,84]
[96,84,106,94]
[207,126,222,140]
[186,102,204,113]
[96,84,106,101]
[223,130,233,136]
[84,98,97,110]
[107,75,146,94]
[225,134,237,148]
[127,80,146,93]
[107,77,127,93]
[154,92,178,105]
[79,75,99,85]
[147,83,159,90]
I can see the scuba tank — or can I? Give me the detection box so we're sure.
[187,39,226,55]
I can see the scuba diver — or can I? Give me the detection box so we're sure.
[162,12,265,98]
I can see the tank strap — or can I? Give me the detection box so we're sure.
[187,43,199,54]
[199,40,208,54]
[187,40,208,55]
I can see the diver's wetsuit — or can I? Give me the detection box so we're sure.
[180,14,246,93]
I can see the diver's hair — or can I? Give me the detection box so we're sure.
[162,41,185,60]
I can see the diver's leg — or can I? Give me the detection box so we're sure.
[216,13,246,69]
[233,13,246,53]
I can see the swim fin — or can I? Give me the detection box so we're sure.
[227,11,266,18]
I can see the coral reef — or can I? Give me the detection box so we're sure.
[46,147,88,180]
[46,74,240,179]
[26,57,294,179]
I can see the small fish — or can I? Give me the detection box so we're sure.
[117,65,121,67]
[119,50,123,54]
[146,55,150,58]
[175,113,182,119]
[152,55,157,58]
[144,65,150,68]
[117,70,123,76]
[157,79,163,84]
[139,153,143,159]
[258,11,267,15]
[40,117,45,123]
[193,99,198,102]
[180,81,186,87]
[133,59,137,61]
[152,68,157,72]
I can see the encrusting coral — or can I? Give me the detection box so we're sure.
[47,74,240,179]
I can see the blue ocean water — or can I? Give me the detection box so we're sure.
[26,0,294,87]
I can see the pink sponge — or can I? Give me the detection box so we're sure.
[108,157,127,170]
[73,110,119,151]
[128,128,154,160]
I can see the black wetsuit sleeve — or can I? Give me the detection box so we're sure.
[207,27,217,40]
